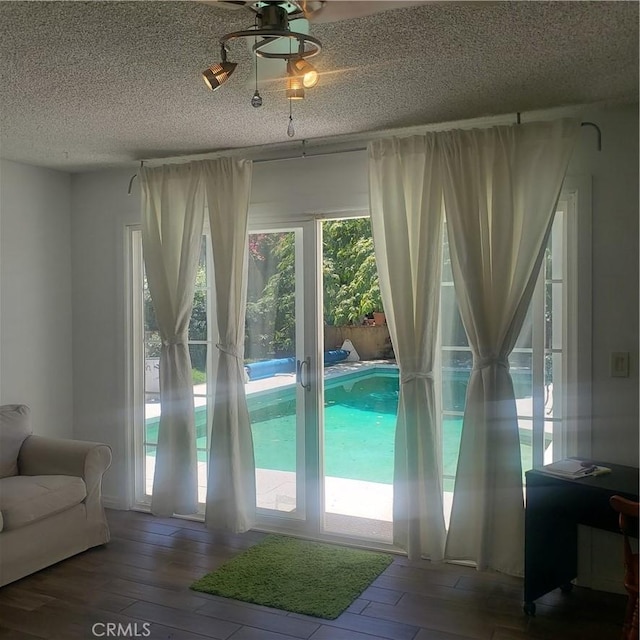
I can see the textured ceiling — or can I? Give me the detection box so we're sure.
[0,1,638,173]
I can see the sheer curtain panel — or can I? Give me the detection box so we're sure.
[202,158,256,533]
[369,135,447,562]
[140,162,206,516]
[441,120,580,575]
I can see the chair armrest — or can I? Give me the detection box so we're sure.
[18,435,112,480]
[18,436,112,530]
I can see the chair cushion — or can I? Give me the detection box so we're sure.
[0,475,86,531]
[0,405,32,478]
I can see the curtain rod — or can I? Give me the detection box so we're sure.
[126,145,367,194]
[127,113,602,195]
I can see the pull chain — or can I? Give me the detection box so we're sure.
[287,99,295,137]
[287,36,295,136]
[251,15,263,107]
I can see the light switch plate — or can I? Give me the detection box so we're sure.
[610,352,630,377]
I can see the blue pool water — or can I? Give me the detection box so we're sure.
[146,367,533,492]
[248,371,464,490]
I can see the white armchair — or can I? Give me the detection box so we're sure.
[0,404,112,586]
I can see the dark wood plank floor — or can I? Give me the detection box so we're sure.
[0,509,627,639]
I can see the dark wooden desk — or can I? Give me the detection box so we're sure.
[524,460,639,615]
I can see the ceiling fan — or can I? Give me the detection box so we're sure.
[200,1,423,24]
[198,1,422,93]
[198,1,423,135]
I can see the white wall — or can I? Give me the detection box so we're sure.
[567,103,639,593]
[569,103,639,466]
[70,168,139,505]
[250,150,368,221]
[0,160,73,438]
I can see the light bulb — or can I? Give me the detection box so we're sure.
[286,75,305,100]
[251,90,263,108]
[202,61,237,91]
[302,69,318,88]
[290,59,319,89]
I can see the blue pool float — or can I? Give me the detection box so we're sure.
[245,349,349,381]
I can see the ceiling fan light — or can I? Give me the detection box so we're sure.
[202,61,237,91]
[286,75,305,100]
[302,68,318,89]
[291,58,319,88]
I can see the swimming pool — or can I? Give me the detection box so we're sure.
[248,370,464,492]
[145,366,533,493]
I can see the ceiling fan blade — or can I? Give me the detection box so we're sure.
[301,1,428,23]
[198,1,429,22]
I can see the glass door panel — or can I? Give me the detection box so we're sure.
[142,236,211,504]
[320,218,394,543]
[246,230,306,518]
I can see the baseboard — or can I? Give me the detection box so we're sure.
[586,577,627,595]
[102,495,130,510]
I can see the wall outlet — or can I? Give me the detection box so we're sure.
[610,352,630,377]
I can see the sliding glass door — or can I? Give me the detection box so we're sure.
[132,221,322,529]
[246,226,306,522]
[132,215,396,543]
[247,222,322,533]
[248,217,394,544]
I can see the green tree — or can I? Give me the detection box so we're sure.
[144,262,208,373]
[322,219,382,325]
[146,220,383,364]
[245,232,296,358]
[244,219,383,357]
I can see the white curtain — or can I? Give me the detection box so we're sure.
[442,120,580,574]
[140,162,206,516]
[368,136,447,562]
[202,158,256,532]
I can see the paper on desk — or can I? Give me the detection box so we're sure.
[542,459,611,478]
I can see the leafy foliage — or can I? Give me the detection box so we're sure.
[244,220,382,357]
[245,232,297,358]
[145,219,382,362]
[322,219,382,325]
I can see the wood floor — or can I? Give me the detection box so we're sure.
[0,509,627,640]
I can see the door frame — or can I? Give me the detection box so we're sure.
[248,219,324,536]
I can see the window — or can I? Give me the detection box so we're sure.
[131,231,215,508]
[439,184,589,519]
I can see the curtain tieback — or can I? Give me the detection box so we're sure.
[216,343,241,359]
[473,356,510,371]
[400,371,434,384]
[162,335,188,347]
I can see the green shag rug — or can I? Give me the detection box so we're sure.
[190,535,394,620]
